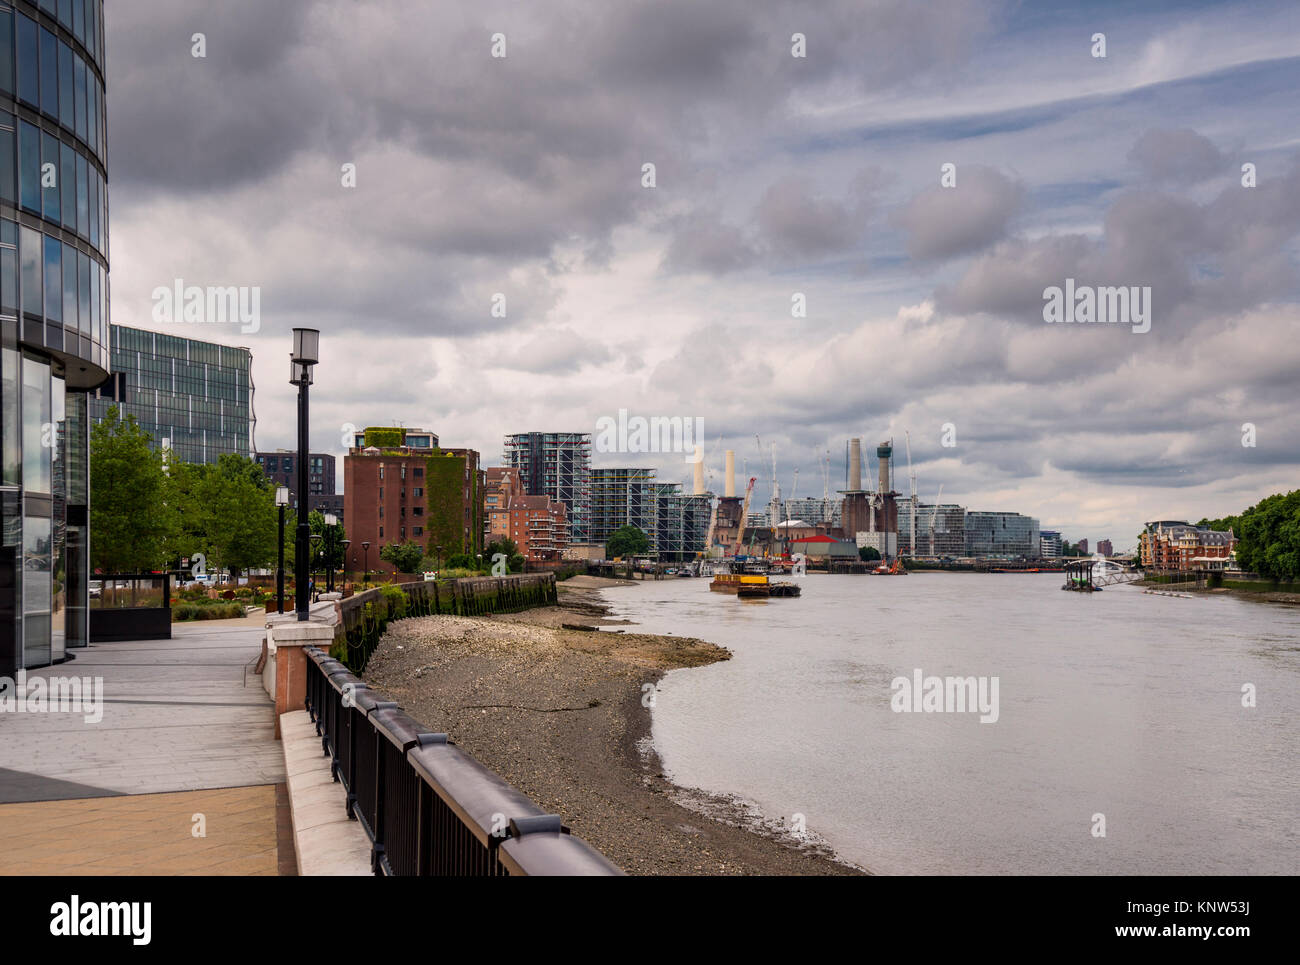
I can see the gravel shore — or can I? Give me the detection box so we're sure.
[363,576,861,875]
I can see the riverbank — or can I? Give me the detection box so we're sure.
[1136,579,1300,605]
[362,575,860,875]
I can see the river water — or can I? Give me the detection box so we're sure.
[602,573,1300,874]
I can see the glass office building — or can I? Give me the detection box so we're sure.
[1,0,108,673]
[964,511,1041,558]
[89,324,254,465]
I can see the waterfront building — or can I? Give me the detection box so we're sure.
[782,496,841,528]
[1097,538,1113,557]
[1139,521,1235,571]
[343,430,482,574]
[503,431,591,544]
[483,466,521,544]
[898,502,966,557]
[1076,538,1089,556]
[2,0,109,673]
[492,493,568,562]
[1039,530,1062,558]
[88,325,253,464]
[654,483,711,562]
[964,511,1041,558]
[590,467,658,548]
[351,426,436,450]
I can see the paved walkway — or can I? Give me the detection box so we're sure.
[0,623,294,875]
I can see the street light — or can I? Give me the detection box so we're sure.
[323,512,338,593]
[309,532,323,600]
[361,540,371,585]
[340,539,351,592]
[275,486,289,614]
[291,328,320,621]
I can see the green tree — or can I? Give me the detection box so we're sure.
[858,545,881,562]
[380,540,426,574]
[1234,491,1300,580]
[607,525,650,559]
[485,537,519,561]
[195,465,278,578]
[308,510,347,573]
[89,406,169,572]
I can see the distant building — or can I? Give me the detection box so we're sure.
[343,432,481,574]
[1076,538,1089,556]
[782,497,842,528]
[787,534,860,560]
[1039,530,1062,558]
[654,484,711,562]
[590,468,658,549]
[964,511,1041,558]
[1140,521,1236,571]
[503,432,592,543]
[90,324,254,464]
[1097,539,1114,557]
[492,494,568,562]
[351,427,437,450]
[256,450,336,503]
[898,502,966,557]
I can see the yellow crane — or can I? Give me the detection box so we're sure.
[732,476,757,557]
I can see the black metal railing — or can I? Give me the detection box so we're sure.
[302,645,621,876]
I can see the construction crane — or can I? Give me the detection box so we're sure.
[927,483,944,558]
[732,476,757,557]
[904,430,918,558]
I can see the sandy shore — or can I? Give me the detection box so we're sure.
[362,576,860,875]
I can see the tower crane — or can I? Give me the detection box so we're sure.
[904,430,918,558]
[732,476,757,557]
[927,484,944,558]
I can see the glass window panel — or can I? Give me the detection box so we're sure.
[87,73,97,149]
[90,256,98,332]
[86,0,97,63]
[41,131,60,222]
[40,27,58,116]
[21,226,42,316]
[0,128,14,206]
[16,14,38,106]
[0,10,14,97]
[1,244,15,316]
[78,250,89,331]
[40,1,57,16]
[22,354,51,494]
[73,0,85,46]
[99,265,106,343]
[58,42,73,130]
[89,169,98,249]
[61,241,75,327]
[44,234,62,321]
[75,153,87,236]
[73,54,86,142]
[1,342,17,487]
[59,0,73,31]
[18,120,40,212]
[60,142,75,229]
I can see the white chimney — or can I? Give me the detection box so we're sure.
[725,450,735,498]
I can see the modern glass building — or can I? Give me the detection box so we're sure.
[89,324,254,464]
[964,511,1041,558]
[590,467,657,548]
[1,0,107,674]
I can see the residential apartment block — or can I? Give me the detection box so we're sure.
[1139,521,1236,571]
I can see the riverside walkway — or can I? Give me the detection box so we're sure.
[0,621,295,875]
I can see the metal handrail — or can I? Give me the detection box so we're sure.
[301,648,621,876]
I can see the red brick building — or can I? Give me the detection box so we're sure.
[1140,521,1236,570]
[484,467,568,562]
[343,431,483,575]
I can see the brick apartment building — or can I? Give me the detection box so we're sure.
[1140,521,1236,571]
[1097,539,1114,556]
[343,429,483,574]
[484,467,568,562]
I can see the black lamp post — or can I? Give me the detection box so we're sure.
[291,328,320,621]
[436,544,443,574]
[322,512,338,593]
[340,538,351,591]
[275,486,289,614]
[310,532,323,601]
[361,540,370,585]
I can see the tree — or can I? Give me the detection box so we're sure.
[485,537,519,561]
[195,466,278,578]
[380,541,425,574]
[308,510,347,574]
[607,525,650,559]
[1234,490,1300,581]
[90,406,169,572]
[858,545,881,562]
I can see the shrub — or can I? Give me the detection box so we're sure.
[379,583,408,619]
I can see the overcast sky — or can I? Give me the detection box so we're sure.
[105,0,1300,549]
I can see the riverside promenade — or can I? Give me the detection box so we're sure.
[0,620,295,876]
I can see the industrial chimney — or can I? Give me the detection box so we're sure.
[725,450,735,498]
[693,446,706,494]
[877,441,893,495]
[849,438,862,491]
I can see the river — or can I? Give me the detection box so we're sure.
[602,573,1300,874]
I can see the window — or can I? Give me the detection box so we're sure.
[58,42,72,130]
[378,506,384,518]
[76,152,87,235]
[41,132,60,221]
[60,142,74,228]
[0,123,14,206]
[73,54,86,142]
[61,242,76,326]
[0,10,13,96]
[18,120,39,212]
[20,226,41,315]
[413,467,423,477]
[379,527,383,538]
[44,235,62,321]
[413,506,423,517]
[78,250,89,331]
[400,465,406,479]
[16,14,38,106]
[413,527,423,537]
[40,28,59,116]
[414,487,423,498]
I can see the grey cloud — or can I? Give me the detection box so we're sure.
[893,166,1023,260]
[1128,128,1226,184]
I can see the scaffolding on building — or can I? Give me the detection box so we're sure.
[503,432,592,543]
[590,468,658,548]
[654,484,712,562]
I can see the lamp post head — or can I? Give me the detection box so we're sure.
[362,541,370,550]
[324,513,337,527]
[276,486,289,507]
[291,328,320,365]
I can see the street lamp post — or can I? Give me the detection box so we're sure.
[275,486,289,613]
[340,539,351,592]
[322,512,338,593]
[290,328,320,621]
[362,540,370,585]
[309,532,323,602]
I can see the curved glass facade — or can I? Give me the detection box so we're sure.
[1,0,106,672]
